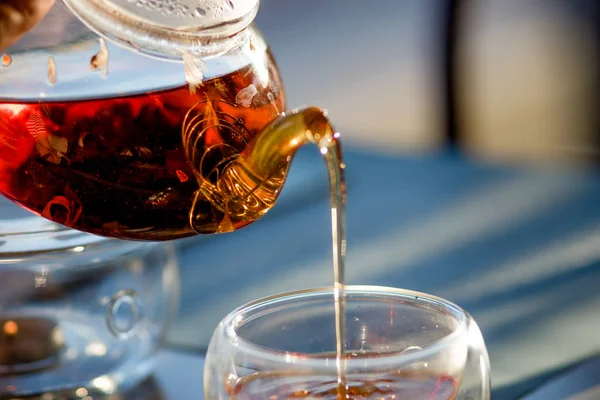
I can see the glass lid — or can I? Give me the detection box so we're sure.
[62,0,261,60]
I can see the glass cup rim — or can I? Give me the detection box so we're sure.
[221,285,469,370]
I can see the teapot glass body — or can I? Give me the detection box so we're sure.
[0,1,286,240]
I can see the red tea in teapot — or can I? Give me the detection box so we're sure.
[0,60,284,240]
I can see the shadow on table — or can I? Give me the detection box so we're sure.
[494,352,600,400]
[493,365,574,400]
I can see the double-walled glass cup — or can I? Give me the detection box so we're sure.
[205,286,491,399]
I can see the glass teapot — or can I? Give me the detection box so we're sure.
[0,0,342,241]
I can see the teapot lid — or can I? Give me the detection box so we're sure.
[62,0,260,60]
[0,197,106,255]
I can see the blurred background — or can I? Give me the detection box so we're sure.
[167,1,600,399]
[256,0,600,162]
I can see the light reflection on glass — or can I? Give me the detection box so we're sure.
[91,375,116,394]
[85,341,108,357]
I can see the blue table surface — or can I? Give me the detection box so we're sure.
[167,147,600,400]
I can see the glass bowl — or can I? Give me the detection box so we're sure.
[0,197,180,398]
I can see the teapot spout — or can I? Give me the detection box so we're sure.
[190,107,342,233]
